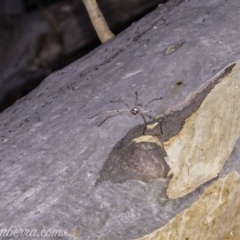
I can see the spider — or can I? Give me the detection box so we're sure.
[88,91,162,134]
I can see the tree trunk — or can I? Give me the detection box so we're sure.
[0,0,240,239]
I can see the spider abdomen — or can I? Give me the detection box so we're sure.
[131,104,142,115]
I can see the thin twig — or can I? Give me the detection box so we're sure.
[82,0,114,43]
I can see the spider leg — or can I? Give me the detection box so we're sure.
[142,111,164,134]
[144,110,168,118]
[88,110,112,119]
[110,100,131,110]
[159,113,169,134]
[135,91,138,105]
[144,97,162,108]
[141,112,156,121]
[139,112,147,134]
[159,120,164,134]
[88,109,127,119]
[97,111,127,126]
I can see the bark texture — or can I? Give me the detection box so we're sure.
[1,0,240,239]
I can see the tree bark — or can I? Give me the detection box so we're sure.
[0,0,240,239]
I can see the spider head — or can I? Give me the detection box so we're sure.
[131,104,142,115]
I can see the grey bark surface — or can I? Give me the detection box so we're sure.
[1,0,240,239]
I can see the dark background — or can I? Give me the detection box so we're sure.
[0,0,167,113]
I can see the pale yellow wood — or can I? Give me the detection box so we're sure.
[137,171,240,240]
[164,61,240,199]
[132,135,162,148]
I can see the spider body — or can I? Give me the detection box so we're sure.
[131,104,143,115]
[89,92,162,134]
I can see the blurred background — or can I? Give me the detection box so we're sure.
[0,0,167,113]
